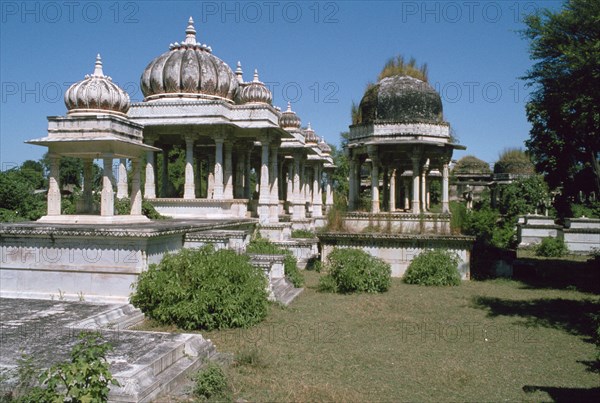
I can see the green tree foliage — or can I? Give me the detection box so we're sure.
[0,164,46,222]
[536,237,568,257]
[493,148,535,175]
[453,155,491,175]
[522,0,600,196]
[496,175,550,221]
[319,248,391,294]
[403,249,461,286]
[329,132,349,202]
[130,245,269,330]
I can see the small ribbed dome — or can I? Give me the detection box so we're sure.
[318,137,331,154]
[64,54,130,115]
[358,75,444,125]
[304,123,318,144]
[140,17,238,102]
[238,69,272,104]
[279,102,301,129]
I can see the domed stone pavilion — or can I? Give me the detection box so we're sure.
[346,74,465,230]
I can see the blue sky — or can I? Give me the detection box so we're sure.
[1,0,564,169]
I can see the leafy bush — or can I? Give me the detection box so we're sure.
[247,237,304,287]
[535,237,568,257]
[403,249,461,286]
[130,245,269,330]
[570,202,600,219]
[319,248,391,294]
[291,229,315,238]
[114,197,165,219]
[496,175,549,221]
[449,201,467,234]
[193,362,231,401]
[15,332,118,402]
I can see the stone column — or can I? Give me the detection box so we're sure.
[389,169,396,212]
[223,141,233,199]
[370,158,380,214]
[403,178,410,211]
[244,148,252,199]
[382,166,389,212]
[325,170,334,211]
[101,156,115,216]
[144,145,156,199]
[292,152,305,220]
[161,148,169,197]
[130,158,142,215]
[117,158,128,199]
[47,153,61,216]
[82,158,93,213]
[412,156,421,214]
[312,163,323,217]
[286,160,294,210]
[269,144,279,205]
[207,152,215,199]
[183,135,196,199]
[421,163,428,213]
[213,137,224,200]
[258,138,271,223]
[442,162,450,213]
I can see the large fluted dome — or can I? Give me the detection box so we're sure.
[140,17,238,102]
[279,102,301,129]
[357,75,444,125]
[238,70,272,104]
[64,54,130,115]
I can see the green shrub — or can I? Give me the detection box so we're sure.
[247,237,304,287]
[16,332,118,402]
[535,237,568,257]
[449,201,467,234]
[403,249,461,286]
[320,248,391,294]
[114,197,165,219]
[317,273,338,293]
[291,229,315,238]
[130,245,269,330]
[193,362,231,401]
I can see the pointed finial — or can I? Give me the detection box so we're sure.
[286,101,292,112]
[235,61,244,83]
[93,53,104,77]
[307,122,312,130]
[184,16,197,45]
[253,69,259,83]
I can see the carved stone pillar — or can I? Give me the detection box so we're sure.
[293,152,305,220]
[312,163,323,217]
[389,168,396,212]
[442,161,450,213]
[130,158,142,215]
[223,141,233,199]
[144,139,156,198]
[101,155,114,216]
[213,137,224,200]
[412,155,421,214]
[207,152,215,199]
[183,135,196,199]
[47,153,61,216]
[117,158,128,199]
[258,138,271,223]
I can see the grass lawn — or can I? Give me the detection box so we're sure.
[137,269,600,402]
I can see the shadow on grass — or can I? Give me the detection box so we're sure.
[472,296,599,343]
[523,385,600,402]
[512,257,600,294]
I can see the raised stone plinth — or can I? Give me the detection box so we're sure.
[0,219,250,303]
[318,232,474,278]
[148,198,249,219]
[563,218,600,253]
[342,212,451,234]
[273,238,319,269]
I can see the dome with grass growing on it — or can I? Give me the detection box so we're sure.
[494,148,535,175]
[453,155,492,175]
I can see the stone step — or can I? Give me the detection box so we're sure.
[271,277,303,306]
[109,333,217,402]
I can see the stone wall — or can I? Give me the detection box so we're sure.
[318,232,474,279]
[342,212,451,235]
[517,215,600,253]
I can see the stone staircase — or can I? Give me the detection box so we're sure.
[68,304,221,403]
[271,277,303,306]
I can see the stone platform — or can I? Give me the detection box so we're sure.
[0,219,253,303]
[0,297,219,402]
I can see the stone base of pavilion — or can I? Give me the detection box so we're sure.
[148,198,249,219]
[0,219,252,303]
[37,214,151,225]
[318,232,475,278]
[343,211,452,234]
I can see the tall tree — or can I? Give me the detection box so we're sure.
[522,0,600,195]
